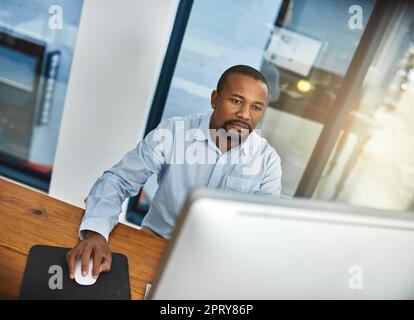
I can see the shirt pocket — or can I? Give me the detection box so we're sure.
[225,176,259,193]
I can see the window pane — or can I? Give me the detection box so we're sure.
[314,2,414,211]
[0,0,83,190]
[260,0,375,196]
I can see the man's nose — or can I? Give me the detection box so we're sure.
[237,104,251,121]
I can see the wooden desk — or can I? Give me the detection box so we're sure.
[0,178,167,299]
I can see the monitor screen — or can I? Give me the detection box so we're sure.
[150,189,414,299]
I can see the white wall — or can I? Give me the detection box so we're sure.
[49,0,180,227]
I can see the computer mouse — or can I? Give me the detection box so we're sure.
[74,258,97,285]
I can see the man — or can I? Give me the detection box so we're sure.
[66,65,282,280]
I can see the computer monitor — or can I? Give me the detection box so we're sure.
[149,188,414,299]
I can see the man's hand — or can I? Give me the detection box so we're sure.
[66,230,112,280]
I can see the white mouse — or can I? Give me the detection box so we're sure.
[74,258,97,286]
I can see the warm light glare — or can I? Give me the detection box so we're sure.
[297,79,312,93]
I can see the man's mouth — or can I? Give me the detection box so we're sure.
[228,121,250,130]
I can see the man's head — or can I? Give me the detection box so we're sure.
[210,65,269,140]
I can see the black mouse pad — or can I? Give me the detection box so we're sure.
[19,245,131,300]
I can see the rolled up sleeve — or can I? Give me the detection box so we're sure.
[79,120,172,240]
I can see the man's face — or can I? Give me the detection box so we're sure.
[210,73,268,139]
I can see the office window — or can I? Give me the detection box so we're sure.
[260,0,376,196]
[127,0,383,225]
[314,2,414,211]
[0,0,83,191]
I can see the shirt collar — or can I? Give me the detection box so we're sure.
[239,130,260,156]
[198,111,212,141]
[187,111,211,141]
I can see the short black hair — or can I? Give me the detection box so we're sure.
[216,64,269,94]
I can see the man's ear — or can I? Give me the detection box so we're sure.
[211,90,219,110]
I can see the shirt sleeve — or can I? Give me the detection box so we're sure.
[79,119,173,241]
[255,151,282,197]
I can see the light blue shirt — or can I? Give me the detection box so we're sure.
[79,112,282,240]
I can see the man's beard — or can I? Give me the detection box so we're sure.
[223,119,252,134]
[222,120,252,145]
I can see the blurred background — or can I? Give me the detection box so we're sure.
[0,0,413,228]
[0,0,82,190]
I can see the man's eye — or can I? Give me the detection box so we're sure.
[252,105,262,111]
[231,99,241,104]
